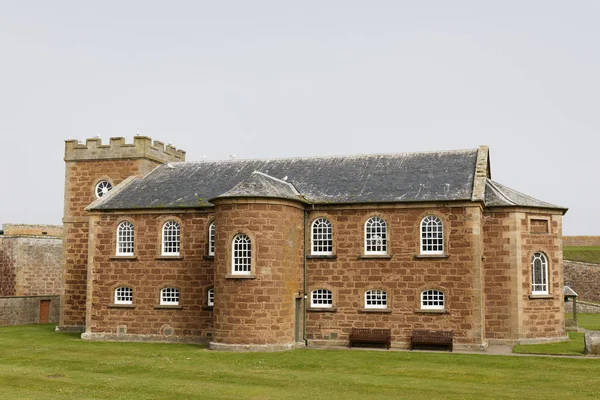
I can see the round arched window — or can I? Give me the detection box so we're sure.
[95,180,113,198]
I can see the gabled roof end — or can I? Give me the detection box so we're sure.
[471,145,490,202]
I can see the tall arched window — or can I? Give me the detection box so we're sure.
[421,289,444,310]
[365,289,387,309]
[114,287,133,305]
[232,234,252,274]
[162,220,181,256]
[208,221,216,256]
[531,252,549,294]
[365,216,387,254]
[116,221,134,256]
[420,216,444,255]
[311,218,333,255]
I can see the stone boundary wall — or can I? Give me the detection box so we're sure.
[0,295,60,325]
[564,236,600,247]
[565,300,600,314]
[564,260,600,303]
[2,224,63,237]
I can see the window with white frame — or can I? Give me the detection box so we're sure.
[114,287,133,304]
[160,287,180,305]
[208,221,216,256]
[95,180,112,198]
[232,234,252,274]
[365,216,387,254]
[311,218,333,255]
[365,289,387,309]
[421,289,444,310]
[531,252,549,294]
[162,220,181,255]
[420,215,444,254]
[311,289,332,308]
[207,288,214,307]
[116,221,134,256]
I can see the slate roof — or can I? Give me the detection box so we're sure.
[89,147,565,212]
[91,149,480,210]
[563,286,578,297]
[214,171,306,203]
[484,179,566,210]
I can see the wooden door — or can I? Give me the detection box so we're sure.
[39,300,51,323]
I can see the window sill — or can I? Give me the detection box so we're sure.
[307,307,337,313]
[202,305,214,311]
[203,255,215,261]
[413,254,449,259]
[225,274,257,279]
[359,308,392,313]
[306,254,337,260]
[528,294,554,300]
[108,304,136,309]
[109,256,138,260]
[153,305,183,310]
[358,254,393,260]
[414,309,448,314]
[155,256,184,260]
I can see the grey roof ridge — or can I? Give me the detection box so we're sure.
[209,170,310,204]
[86,176,140,211]
[178,147,480,164]
[249,170,304,198]
[486,179,517,206]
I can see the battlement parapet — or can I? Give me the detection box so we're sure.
[64,136,186,163]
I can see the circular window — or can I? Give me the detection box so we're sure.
[95,180,113,198]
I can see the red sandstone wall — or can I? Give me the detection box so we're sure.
[86,212,214,340]
[61,158,162,329]
[212,200,304,347]
[305,205,484,348]
[518,213,564,339]
[482,211,516,340]
[483,211,565,341]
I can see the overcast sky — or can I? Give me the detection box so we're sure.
[0,1,598,235]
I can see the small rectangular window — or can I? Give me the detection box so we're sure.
[160,288,180,305]
[311,289,332,308]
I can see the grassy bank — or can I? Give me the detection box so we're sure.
[1,324,599,399]
[564,246,600,264]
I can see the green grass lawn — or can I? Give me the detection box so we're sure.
[1,325,600,399]
[577,313,600,330]
[513,332,585,355]
[564,246,600,264]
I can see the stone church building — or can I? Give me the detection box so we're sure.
[58,136,567,351]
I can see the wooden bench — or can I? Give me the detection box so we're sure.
[411,329,453,351]
[349,328,391,349]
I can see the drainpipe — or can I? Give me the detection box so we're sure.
[303,209,308,346]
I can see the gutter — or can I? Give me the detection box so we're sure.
[303,210,308,346]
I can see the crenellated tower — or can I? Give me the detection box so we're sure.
[57,136,185,332]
